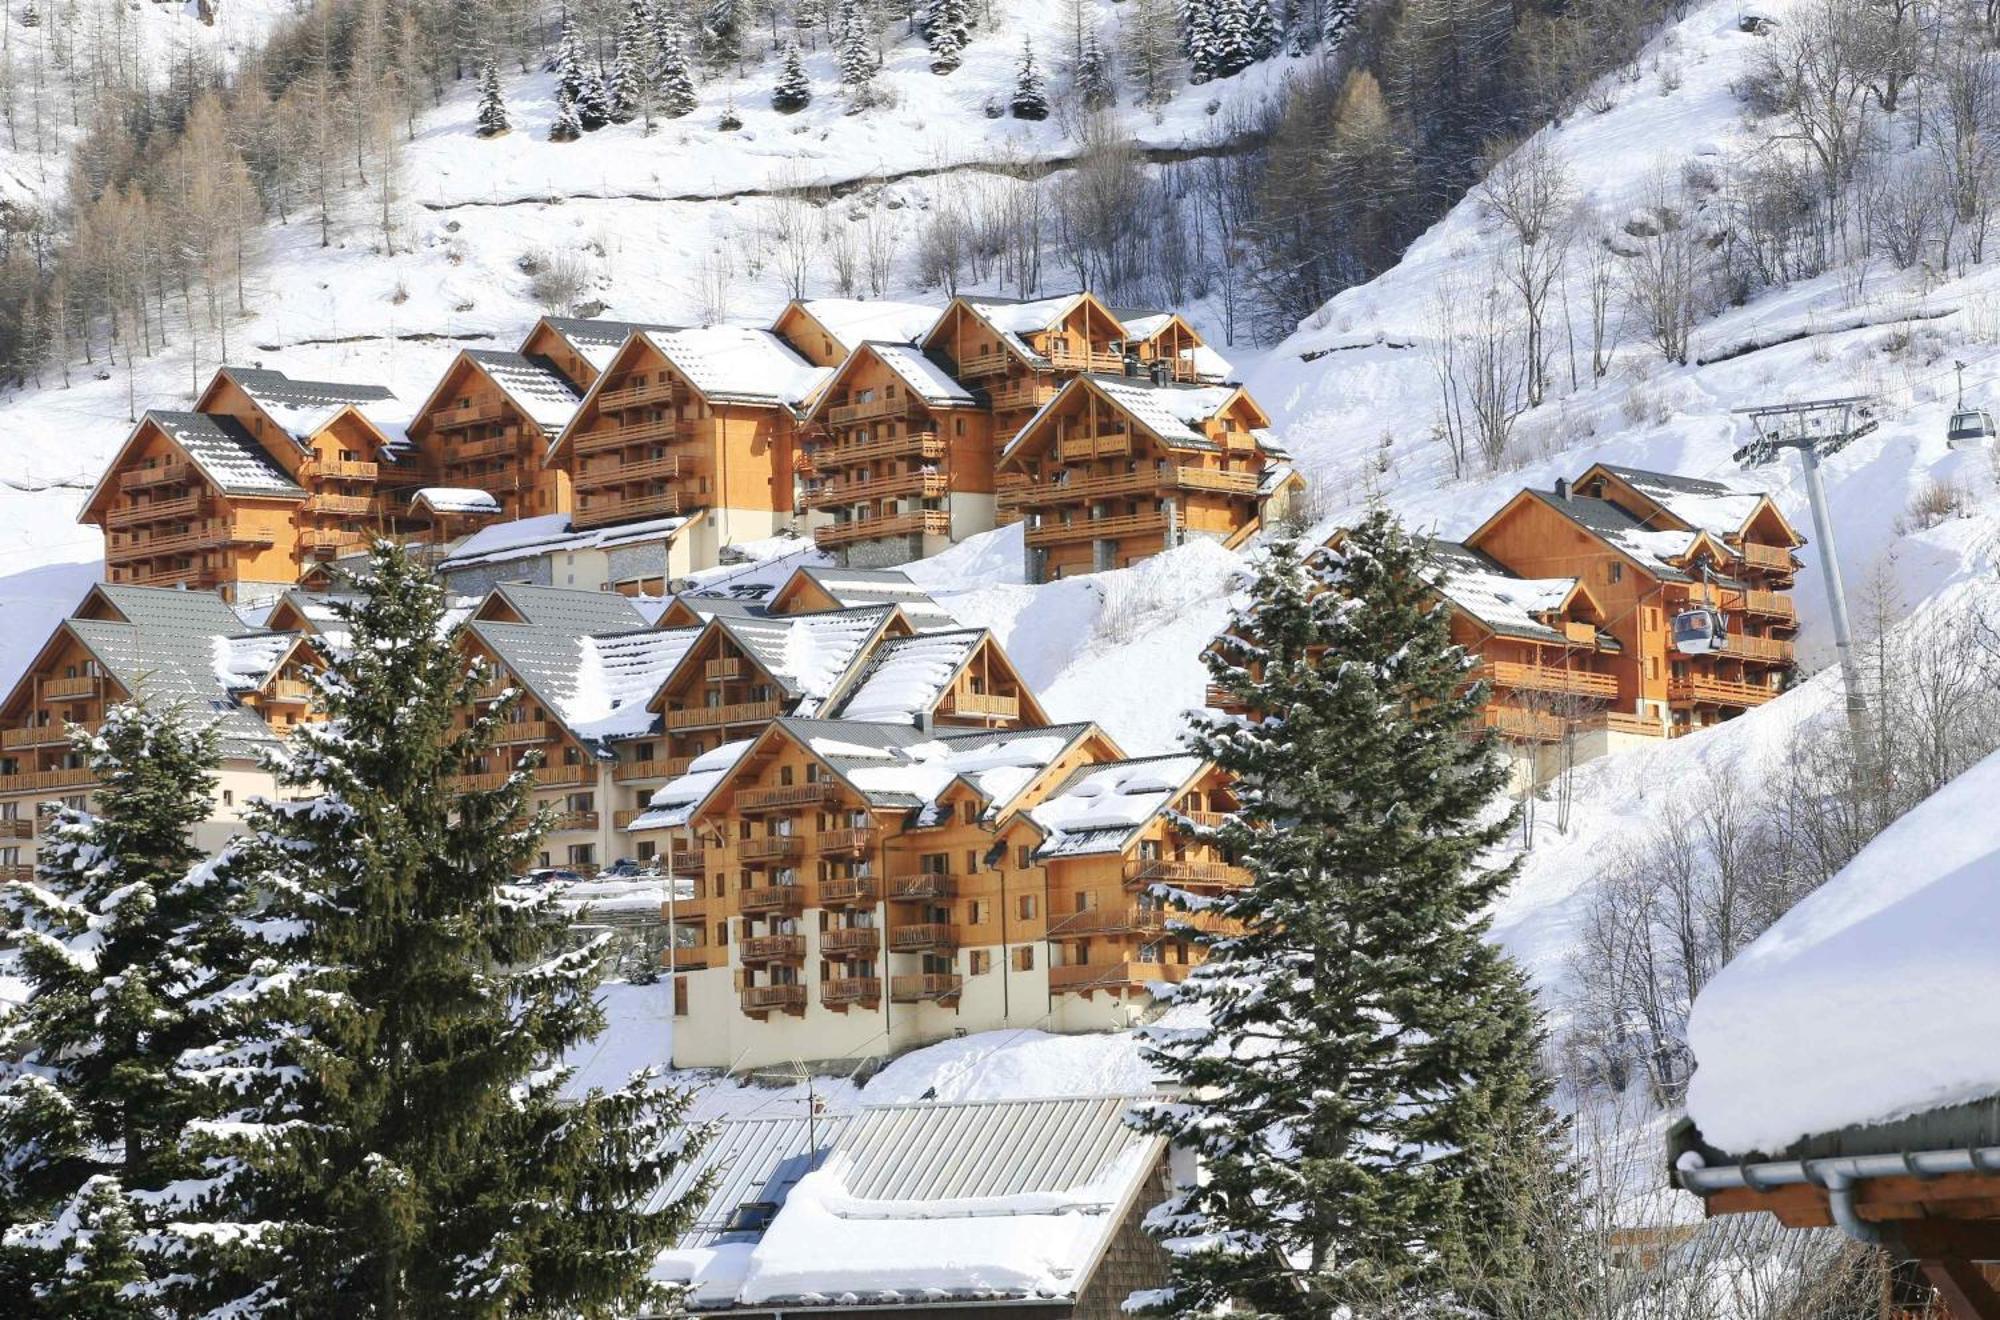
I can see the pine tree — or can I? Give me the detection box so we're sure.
[924,0,968,74]
[1245,0,1282,60]
[1136,517,1570,1315]
[549,86,583,140]
[834,0,873,93]
[577,63,611,130]
[772,41,812,112]
[1184,0,1219,82]
[1010,34,1049,120]
[653,8,699,119]
[1205,0,1255,80]
[554,15,588,108]
[1076,27,1114,111]
[164,544,710,1315]
[704,0,743,68]
[607,3,648,123]
[475,57,509,136]
[0,702,262,1313]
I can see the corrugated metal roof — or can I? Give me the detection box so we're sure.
[650,1112,851,1247]
[835,1094,1158,1202]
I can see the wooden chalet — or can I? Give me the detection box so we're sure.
[1463,466,1802,735]
[797,341,993,565]
[1109,307,1232,384]
[518,314,684,391]
[405,349,583,524]
[769,296,941,368]
[921,291,1132,430]
[0,585,314,877]
[547,327,830,552]
[997,372,1300,583]
[81,367,416,597]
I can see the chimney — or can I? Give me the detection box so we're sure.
[1123,353,1142,377]
[1149,361,1168,386]
[1555,477,1571,502]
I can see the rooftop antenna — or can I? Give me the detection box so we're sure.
[1732,396,1876,762]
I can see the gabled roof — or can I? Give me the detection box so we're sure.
[776,297,941,350]
[81,411,307,523]
[645,326,831,409]
[655,606,900,711]
[660,1094,1166,1309]
[802,340,976,423]
[1425,539,1592,644]
[466,349,585,433]
[411,488,503,517]
[463,586,657,745]
[435,512,690,572]
[1473,489,1699,584]
[1028,753,1209,859]
[768,565,956,630]
[1579,462,1800,546]
[565,626,703,741]
[529,315,684,373]
[217,366,408,451]
[647,1111,852,1251]
[924,290,1107,370]
[1000,373,1270,464]
[824,628,1044,727]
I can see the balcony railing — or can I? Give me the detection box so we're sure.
[1000,465,1259,510]
[1718,634,1795,664]
[430,399,510,429]
[739,934,807,963]
[818,876,878,905]
[492,720,553,744]
[1123,858,1251,888]
[1482,706,1566,742]
[664,699,784,731]
[575,490,682,527]
[828,394,918,425]
[118,460,194,490]
[306,458,379,480]
[814,510,950,549]
[0,767,97,796]
[614,756,689,782]
[1479,661,1619,700]
[665,847,707,875]
[739,835,806,864]
[0,863,34,883]
[889,873,958,901]
[0,818,33,839]
[1668,674,1781,707]
[890,973,963,1003]
[820,927,880,957]
[113,520,277,560]
[888,922,958,952]
[736,782,838,812]
[1044,345,1128,374]
[42,676,100,699]
[263,679,314,704]
[739,881,805,912]
[1024,510,1171,548]
[1053,432,1133,463]
[821,976,882,1007]
[592,378,683,412]
[986,379,1060,412]
[813,431,945,468]
[3,723,72,751]
[576,454,683,489]
[705,657,742,681]
[804,472,949,510]
[817,826,877,857]
[299,528,369,555]
[1049,960,1192,995]
[305,492,375,516]
[952,350,1014,378]
[941,690,1019,720]
[1738,589,1797,620]
[106,492,206,528]
[739,984,806,1015]
[1736,542,1797,573]
[549,810,600,832]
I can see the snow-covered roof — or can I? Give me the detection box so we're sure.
[1426,541,1580,642]
[1113,309,1174,340]
[1686,748,2000,1157]
[463,349,585,434]
[781,566,957,630]
[412,487,503,516]
[826,629,984,724]
[704,607,897,705]
[1530,490,1696,582]
[1182,342,1234,383]
[209,632,295,692]
[1029,754,1206,858]
[1598,465,1769,540]
[784,297,940,349]
[436,513,689,570]
[629,739,753,830]
[867,341,977,407]
[224,366,405,448]
[537,315,684,372]
[965,291,1086,335]
[648,1110,852,1253]
[146,411,307,499]
[1002,376,1248,462]
[644,326,831,409]
[565,626,701,741]
[464,586,657,745]
[656,1094,1164,1308]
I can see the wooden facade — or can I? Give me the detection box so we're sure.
[997,374,1294,583]
[405,350,580,523]
[921,292,1131,434]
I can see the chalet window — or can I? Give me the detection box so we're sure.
[1608,562,1624,584]
[969,900,988,925]
[965,849,979,873]
[806,764,819,782]
[739,820,751,840]
[716,922,728,946]
[637,841,656,860]
[1017,894,1038,920]
[921,852,948,875]
[1012,946,1035,972]
[779,765,794,786]
[970,950,992,976]
[961,802,978,825]
[673,976,688,1016]
[1075,891,1095,913]
[1015,844,1032,869]
[635,742,654,762]
[567,844,594,866]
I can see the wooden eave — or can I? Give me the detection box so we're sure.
[689,719,869,828]
[1464,489,1676,587]
[545,330,665,467]
[77,414,229,526]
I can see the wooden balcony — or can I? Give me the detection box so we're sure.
[263,678,314,704]
[705,657,743,681]
[890,973,963,1003]
[549,810,600,832]
[739,835,806,865]
[113,520,274,560]
[821,976,882,1008]
[574,417,693,453]
[739,984,806,1016]
[1054,431,1133,464]
[1123,858,1251,889]
[118,460,194,490]
[739,933,807,964]
[0,818,33,839]
[108,563,221,588]
[987,378,1060,412]
[888,922,958,952]
[737,782,838,812]
[532,763,592,789]
[814,510,950,549]
[0,766,96,796]
[1001,465,1259,510]
[828,394,919,425]
[1479,661,1619,700]
[306,458,378,480]
[614,757,688,782]
[952,349,1014,378]
[576,454,683,489]
[305,492,375,516]
[1048,904,1173,939]
[1049,960,1191,996]
[664,700,784,731]
[1738,589,1797,621]
[2,724,70,751]
[1736,542,1797,573]
[818,876,878,906]
[889,873,959,901]
[817,826,877,857]
[665,847,707,875]
[1669,674,1780,707]
[940,690,1019,720]
[1024,510,1171,548]
[593,378,683,412]
[1173,810,1233,833]
[299,528,369,555]
[492,720,553,745]
[804,471,949,510]
[575,490,682,526]
[739,882,805,913]
[446,433,525,462]
[429,398,510,429]
[0,863,34,883]
[1482,706,1567,742]
[820,926,880,957]
[106,492,206,528]
[1718,633,1795,664]
[42,676,100,700]
[814,431,945,468]
[1045,345,1128,373]
[613,808,642,829]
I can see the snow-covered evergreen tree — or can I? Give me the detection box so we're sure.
[1136,518,1571,1315]
[772,41,812,112]
[1010,34,1049,120]
[577,63,611,129]
[1076,27,1114,111]
[1201,0,1254,80]
[554,15,588,108]
[0,702,264,1312]
[1184,0,1218,82]
[475,57,509,136]
[608,2,649,123]
[550,86,583,140]
[924,0,968,74]
[834,0,873,92]
[165,544,710,1315]
[1245,0,1282,60]
[704,0,744,67]
[653,7,699,119]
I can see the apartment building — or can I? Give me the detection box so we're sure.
[0,585,317,878]
[997,372,1302,582]
[518,315,684,391]
[920,292,1132,433]
[797,341,994,566]
[405,349,584,523]
[1109,307,1233,384]
[769,297,942,368]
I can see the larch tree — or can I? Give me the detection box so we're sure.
[1010,34,1049,120]
[163,543,712,1317]
[772,40,812,111]
[474,56,509,136]
[1122,0,1182,104]
[0,701,265,1315]
[1136,516,1572,1315]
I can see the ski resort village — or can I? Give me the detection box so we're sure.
[10,0,2000,1314]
